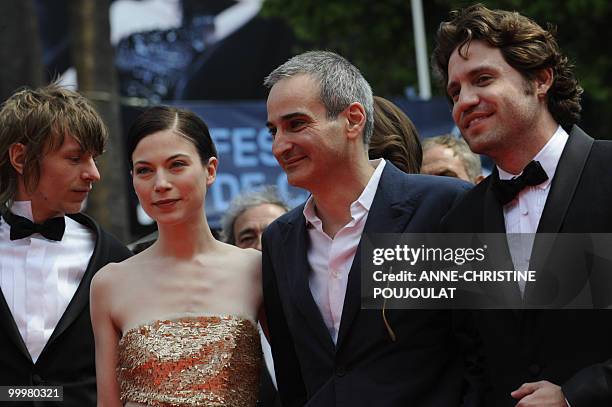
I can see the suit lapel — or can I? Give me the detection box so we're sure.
[0,289,32,363]
[483,170,508,233]
[280,210,336,354]
[336,165,417,349]
[0,216,33,362]
[526,126,594,302]
[535,126,593,234]
[44,213,101,348]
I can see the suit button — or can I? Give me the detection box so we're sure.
[528,364,541,377]
[335,366,347,377]
[32,374,43,384]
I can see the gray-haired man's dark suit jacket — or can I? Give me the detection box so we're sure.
[263,163,481,407]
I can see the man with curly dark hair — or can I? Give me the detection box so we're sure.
[435,4,612,407]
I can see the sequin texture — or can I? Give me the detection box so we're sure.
[117,315,261,406]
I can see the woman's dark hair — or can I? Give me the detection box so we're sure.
[369,96,422,173]
[127,106,217,168]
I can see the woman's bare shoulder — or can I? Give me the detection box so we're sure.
[92,262,122,288]
[230,244,261,261]
[92,251,156,288]
[214,242,261,270]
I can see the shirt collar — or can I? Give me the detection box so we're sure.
[497,125,569,188]
[9,201,35,222]
[303,158,387,228]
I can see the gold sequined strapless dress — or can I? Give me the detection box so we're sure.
[117,315,261,407]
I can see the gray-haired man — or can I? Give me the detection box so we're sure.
[261,50,479,407]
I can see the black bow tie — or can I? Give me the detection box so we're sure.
[2,212,65,241]
[492,160,549,205]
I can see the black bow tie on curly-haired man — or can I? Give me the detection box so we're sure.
[492,160,549,205]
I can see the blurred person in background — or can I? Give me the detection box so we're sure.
[421,134,484,184]
[222,186,289,407]
[368,95,422,173]
[222,186,289,251]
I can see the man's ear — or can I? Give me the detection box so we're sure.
[8,143,27,175]
[534,67,553,99]
[344,102,366,141]
[205,156,218,186]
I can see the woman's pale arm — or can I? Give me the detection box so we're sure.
[90,266,123,407]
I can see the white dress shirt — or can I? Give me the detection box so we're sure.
[498,126,569,294]
[0,201,95,362]
[305,159,386,344]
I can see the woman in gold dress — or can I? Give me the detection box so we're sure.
[91,106,262,407]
